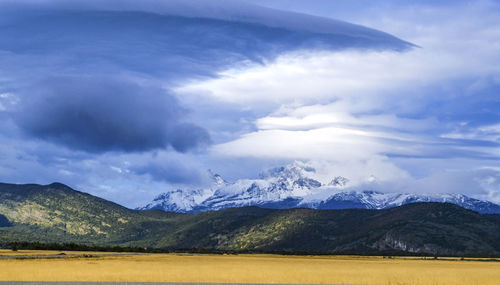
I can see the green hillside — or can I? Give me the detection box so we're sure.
[0,182,183,244]
[0,182,499,256]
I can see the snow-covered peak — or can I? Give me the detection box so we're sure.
[145,189,199,212]
[213,174,225,185]
[140,162,500,214]
[255,162,322,198]
[208,170,228,186]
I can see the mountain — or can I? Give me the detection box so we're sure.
[181,202,500,256]
[141,163,500,214]
[314,191,500,214]
[1,182,500,255]
[0,182,184,244]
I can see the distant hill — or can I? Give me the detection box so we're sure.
[1,182,500,256]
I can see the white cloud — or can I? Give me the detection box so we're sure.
[403,168,500,204]
[212,127,384,160]
[256,104,438,133]
[307,158,411,188]
[0,92,17,111]
[441,122,500,143]
[177,44,498,110]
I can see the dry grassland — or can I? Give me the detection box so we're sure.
[0,250,499,285]
[0,249,131,256]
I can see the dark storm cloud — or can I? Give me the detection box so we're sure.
[12,76,210,153]
[0,0,414,51]
[132,159,206,185]
[0,3,413,79]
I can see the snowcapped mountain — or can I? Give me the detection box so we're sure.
[140,162,500,214]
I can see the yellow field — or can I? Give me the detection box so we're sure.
[0,251,499,285]
[0,249,134,256]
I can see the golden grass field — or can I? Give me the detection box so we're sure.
[0,250,499,285]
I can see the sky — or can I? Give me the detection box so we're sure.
[0,0,499,207]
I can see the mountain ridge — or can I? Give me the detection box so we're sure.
[1,182,500,256]
[141,163,500,214]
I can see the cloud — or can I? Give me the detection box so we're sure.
[177,46,497,112]
[0,2,412,85]
[11,76,210,153]
[131,152,210,185]
[397,168,500,203]
[0,130,211,206]
[189,43,500,164]
[442,122,500,143]
[0,0,414,50]
[212,127,385,161]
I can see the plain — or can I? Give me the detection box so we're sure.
[0,250,500,285]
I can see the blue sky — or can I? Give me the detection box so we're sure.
[0,0,499,207]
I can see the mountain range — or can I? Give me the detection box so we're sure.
[0,182,500,256]
[141,162,500,214]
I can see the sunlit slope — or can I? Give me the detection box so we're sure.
[0,182,499,255]
[0,182,184,244]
